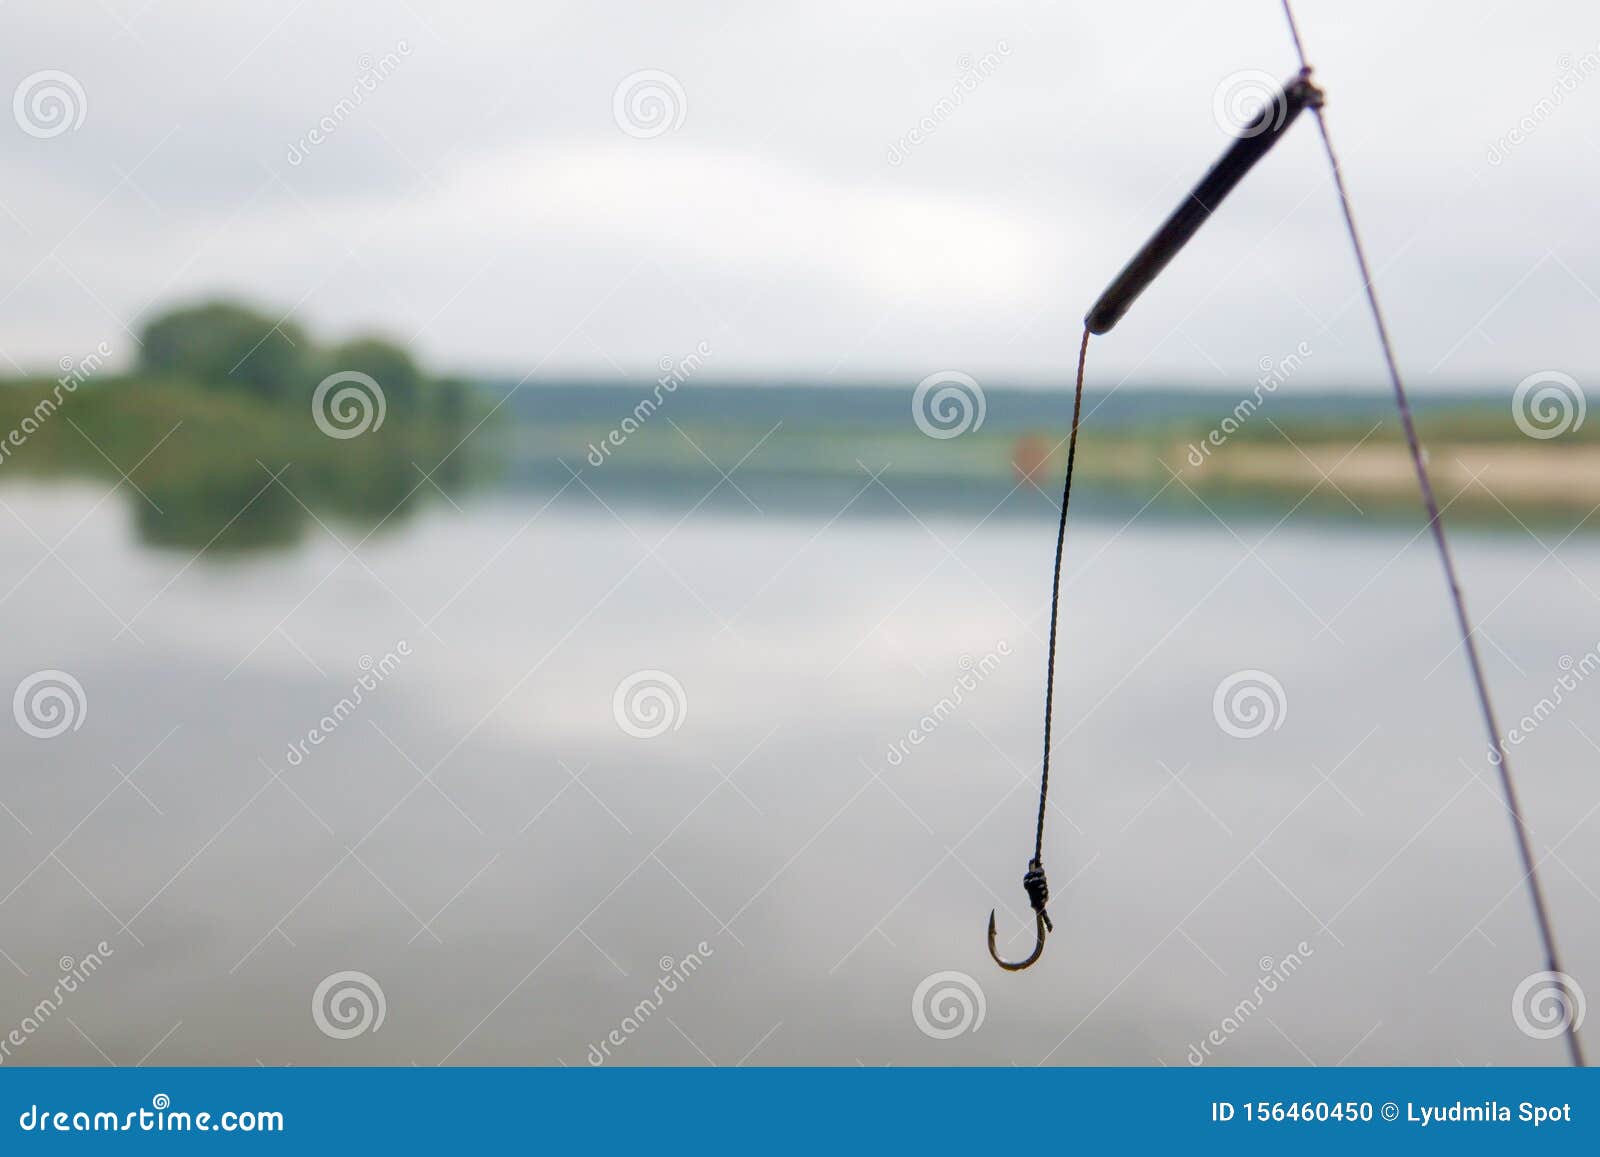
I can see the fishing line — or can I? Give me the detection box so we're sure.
[1035,328,1092,877]
[1279,0,1584,1067]
[985,328,1088,972]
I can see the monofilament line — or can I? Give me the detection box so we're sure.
[1280,0,1585,1068]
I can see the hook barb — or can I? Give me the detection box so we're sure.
[987,907,1048,971]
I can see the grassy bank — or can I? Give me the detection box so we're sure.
[0,375,489,551]
[3,373,1588,547]
[498,396,1594,529]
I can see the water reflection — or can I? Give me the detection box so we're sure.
[131,446,481,553]
[0,458,1595,1067]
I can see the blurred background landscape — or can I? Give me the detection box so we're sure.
[5,294,1594,556]
[2,0,1597,1068]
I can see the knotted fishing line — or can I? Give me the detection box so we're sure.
[992,3,1582,1070]
[989,62,1321,975]
[984,328,1087,972]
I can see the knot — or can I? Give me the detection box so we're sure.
[1022,860,1053,933]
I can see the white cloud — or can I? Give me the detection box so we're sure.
[3,0,1598,387]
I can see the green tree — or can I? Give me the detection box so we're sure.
[138,300,307,403]
[432,376,474,428]
[320,337,426,414]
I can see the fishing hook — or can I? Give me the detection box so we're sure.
[987,860,1053,971]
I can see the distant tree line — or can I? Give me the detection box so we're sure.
[137,299,471,423]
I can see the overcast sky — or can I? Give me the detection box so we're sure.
[4,0,1598,390]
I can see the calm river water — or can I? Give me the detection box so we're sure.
[0,474,1594,1065]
